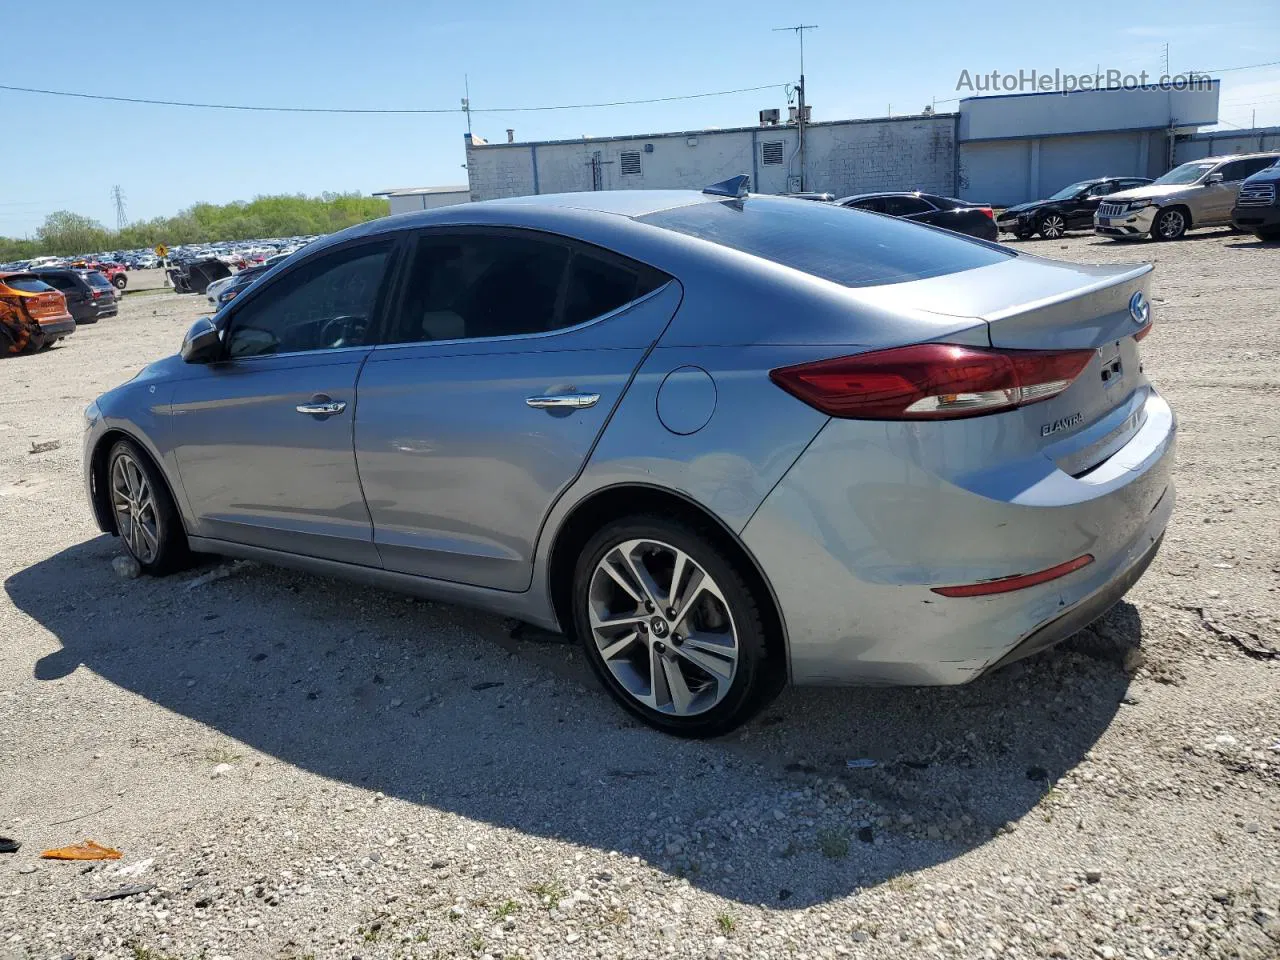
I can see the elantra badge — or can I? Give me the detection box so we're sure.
[1041,412,1083,437]
[1129,291,1150,326]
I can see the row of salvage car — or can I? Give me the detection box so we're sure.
[996,153,1280,242]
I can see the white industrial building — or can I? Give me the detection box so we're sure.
[373,185,471,216]
[464,82,1232,206]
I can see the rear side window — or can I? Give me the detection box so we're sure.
[388,232,665,344]
[37,274,78,292]
[639,196,1011,287]
[2,275,54,293]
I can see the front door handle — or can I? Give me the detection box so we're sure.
[526,393,600,410]
[295,397,347,417]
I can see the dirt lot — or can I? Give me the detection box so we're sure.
[1,230,1277,960]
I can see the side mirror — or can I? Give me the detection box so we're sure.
[1206,172,1224,184]
[181,316,222,364]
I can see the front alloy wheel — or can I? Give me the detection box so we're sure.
[573,516,778,736]
[106,439,190,574]
[1038,213,1067,239]
[1155,208,1188,240]
[110,450,161,564]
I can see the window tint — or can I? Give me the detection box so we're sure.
[38,274,77,291]
[883,195,935,216]
[1238,157,1278,179]
[562,251,662,328]
[1084,181,1116,197]
[640,196,1011,288]
[225,242,390,359]
[84,271,113,289]
[388,232,665,344]
[2,275,54,293]
[844,197,886,213]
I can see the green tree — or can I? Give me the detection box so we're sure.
[0,193,391,260]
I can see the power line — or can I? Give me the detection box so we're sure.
[0,81,785,115]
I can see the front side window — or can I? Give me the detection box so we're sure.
[225,242,391,359]
[640,196,1011,288]
[387,232,665,344]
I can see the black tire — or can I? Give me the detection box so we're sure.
[112,274,127,290]
[1037,212,1067,240]
[105,438,191,575]
[1153,206,1188,240]
[572,514,780,737]
[1256,228,1280,243]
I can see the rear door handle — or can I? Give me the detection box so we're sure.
[525,393,600,410]
[295,397,347,417]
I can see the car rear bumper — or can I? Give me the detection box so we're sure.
[741,388,1176,686]
[38,317,76,338]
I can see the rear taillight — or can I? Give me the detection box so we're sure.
[91,289,104,299]
[979,207,995,220]
[769,343,1094,420]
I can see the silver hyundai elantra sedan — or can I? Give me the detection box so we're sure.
[83,186,1174,737]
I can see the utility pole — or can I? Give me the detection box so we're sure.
[111,184,127,231]
[462,74,472,136]
[774,24,818,191]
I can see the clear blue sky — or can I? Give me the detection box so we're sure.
[3,0,1278,236]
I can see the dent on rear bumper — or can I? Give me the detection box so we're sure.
[743,393,1176,686]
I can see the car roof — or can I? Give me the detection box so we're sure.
[1188,153,1280,163]
[476,190,716,218]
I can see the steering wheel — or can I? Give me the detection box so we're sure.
[319,315,367,349]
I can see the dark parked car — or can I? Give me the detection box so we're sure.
[213,253,292,307]
[1231,160,1280,241]
[996,177,1153,239]
[32,268,118,324]
[168,257,233,294]
[837,192,998,241]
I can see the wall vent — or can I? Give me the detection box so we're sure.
[619,150,643,176]
[761,140,785,165]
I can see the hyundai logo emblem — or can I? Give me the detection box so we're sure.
[1129,291,1150,326]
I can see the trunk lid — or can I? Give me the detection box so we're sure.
[852,253,1154,473]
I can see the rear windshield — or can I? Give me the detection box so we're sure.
[638,196,1011,287]
[2,275,54,293]
[84,271,113,288]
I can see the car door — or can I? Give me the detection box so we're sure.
[354,227,679,591]
[1212,157,1279,222]
[169,237,399,565]
[1198,161,1252,224]
[1075,181,1117,228]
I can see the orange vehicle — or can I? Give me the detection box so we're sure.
[0,272,76,355]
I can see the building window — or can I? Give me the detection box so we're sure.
[761,140,785,165]
[619,150,643,176]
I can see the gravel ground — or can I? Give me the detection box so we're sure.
[1,229,1277,960]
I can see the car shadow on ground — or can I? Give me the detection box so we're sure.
[7,535,1142,908]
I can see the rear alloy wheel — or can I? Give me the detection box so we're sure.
[573,516,777,737]
[107,439,190,574]
[1037,213,1067,239]
[1154,207,1188,240]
